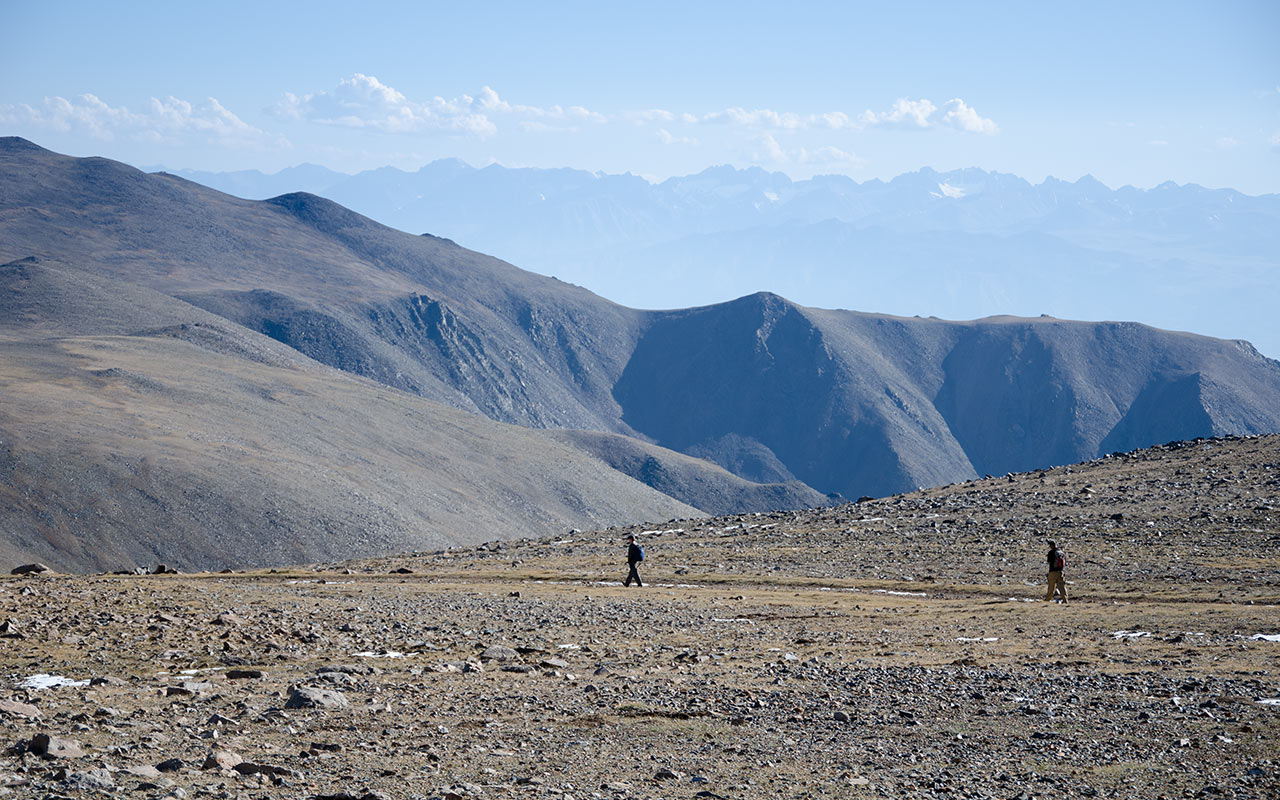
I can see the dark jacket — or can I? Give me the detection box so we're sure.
[627,542,643,565]
[1047,547,1064,572]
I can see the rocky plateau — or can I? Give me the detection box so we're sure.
[0,435,1276,799]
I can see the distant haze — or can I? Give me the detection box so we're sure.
[170,160,1280,360]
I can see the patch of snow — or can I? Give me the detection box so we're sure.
[937,182,967,199]
[763,190,780,203]
[1112,630,1152,639]
[1008,597,1039,602]
[639,528,684,535]
[556,644,580,650]
[552,539,574,545]
[873,589,927,597]
[20,674,89,690]
[353,651,407,658]
[713,618,754,624]
[956,637,999,643]
[1249,633,1280,642]
[1257,698,1280,706]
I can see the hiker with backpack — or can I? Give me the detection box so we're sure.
[1045,539,1068,603]
[624,534,644,587]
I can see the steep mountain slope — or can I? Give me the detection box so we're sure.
[617,295,1280,498]
[0,257,704,572]
[4,138,1280,512]
[0,137,641,433]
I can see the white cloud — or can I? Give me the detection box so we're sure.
[0,93,284,149]
[656,128,697,146]
[860,98,938,129]
[1149,139,1170,147]
[706,107,807,129]
[477,86,606,123]
[754,133,789,162]
[273,74,495,136]
[940,99,998,134]
[629,109,676,124]
[701,107,858,131]
[857,97,997,135]
[750,133,863,169]
[1271,130,1280,153]
[274,76,604,137]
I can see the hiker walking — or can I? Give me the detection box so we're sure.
[623,535,644,587]
[1045,539,1068,603]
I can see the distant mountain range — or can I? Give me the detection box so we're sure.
[168,158,1280,360]
[3,136,1280,571]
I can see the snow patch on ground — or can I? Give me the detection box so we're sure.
[354,651,406,658]
[19,674,88,690]
[1112,630,1152,639]
[1249,633,1280,642]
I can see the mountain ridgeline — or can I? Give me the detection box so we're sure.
[3,137,1280,570]
[171,156,1280,361]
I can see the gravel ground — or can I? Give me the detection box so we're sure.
[0,435,1276,799]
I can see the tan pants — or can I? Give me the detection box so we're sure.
[1045,570,1068,602]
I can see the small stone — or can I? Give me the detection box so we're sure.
[155,757,185,772]
[655,768,684,780]
[480,644,520,662]
[284,686,349,710]
[60,768,114,791]
[233,761,295,777]
[122,765,162,778]
[201,749,243,771]
[501,664,534,673]
[225,669,264,680]
[30,733,85,759]
[833,710,850,723]
[212,612,244,626]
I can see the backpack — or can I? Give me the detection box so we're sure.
[1053,552,1065,571]
[637,546,645,562]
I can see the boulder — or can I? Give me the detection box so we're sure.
[284,686,349,710]
[10,563,51,576]
[30,733,85,759]
[0,699,40,720]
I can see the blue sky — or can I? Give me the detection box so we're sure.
[2,1,1279,191]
